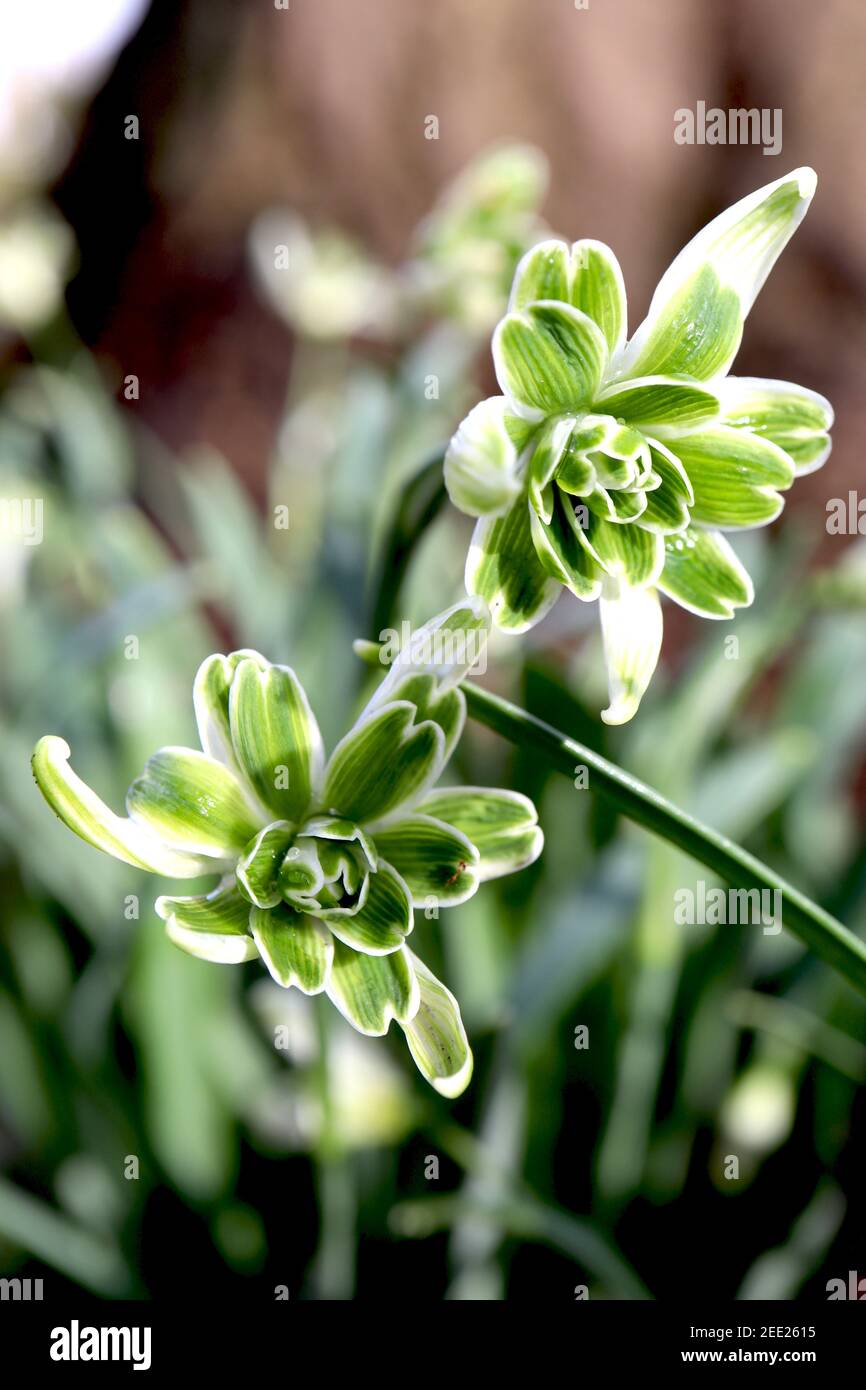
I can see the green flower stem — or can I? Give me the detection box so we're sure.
[354,640,866,996]
[367,450,447,638]
[461,682,866,994]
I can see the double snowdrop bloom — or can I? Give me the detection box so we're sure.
[444,168,833,724]
[32,604,542,1097]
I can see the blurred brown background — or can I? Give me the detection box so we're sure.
[52,0,866,510]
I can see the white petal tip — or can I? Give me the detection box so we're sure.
[601,698,639,727]
[794,167,817,199]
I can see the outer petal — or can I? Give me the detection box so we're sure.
[417,786,543,882]
[193,649,267,768]
[595,376,721,435]
[466,497,561,632]
[32,736,216,878]
[325,940,420,1036]
[718,376,833,475]
[322,702,445,826]
[493,301,608,420]
[598,579,663,726]
[155,880,259,963]
[674,427,794,528]
[250,904,333,993]
[369,597,491,704]
[400,952,473,1098]
[444,396,522,517]
[617,167,817,381]
[508,238,571,310]
[658,527,754,618]
[509,238,627,357]
[229,658,324,823]
[373,814,480,906]
[586,513,665,588]
[127,747,262,857]
[317,860,413,955]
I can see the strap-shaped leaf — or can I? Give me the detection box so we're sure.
[155,880,258,963]
[127,747,262,857]
[493,301,607,419]
[444,395,522,517]
[229,658,323,823]
[659,526,754,618]
[400,952,473,1097]
[596,376,721,434]
[250,904,333,993]
[317,860,413,955]
[236,820,295,907]
[418,786,543,882]
[326,939,420,1036]
[32,736,216,878]
[373,814,480,906]
[618,167,816,381]
[599,579,663,725]
[322,702,445,826]
[674,427,794,528]
[587,512,665,587]
[466,496,562,632]
[719,376,833,475]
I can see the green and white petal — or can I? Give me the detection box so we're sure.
[466,497,561,632]
[236,820,295,908]
[493,301,608,420]
[297,815,378,871]
[326,939,420,1036]
[529,491,603,601]
[617,167,816,381]
[229,658,323,823]
[32,736,216,878]
[417,787,543,882]
[322,701,445,826]
[400,952,473,1098]
[587,513,665,587]
[373,814,480,906]
[527,415,581,521]
[595,376,721,435]
[637,439,693,534]
[658,526,754,618]
[674,426,794,528]
[375,674,464,767]
[444,395,522,517]
[127,747,262,857]
[317,860,413,955]
[598,579,663,725]
[370,596,491,703]
[719,376,833,475]
[569,239,627,358]
[250,904,333,993]
[155,880,258,964]
[509,238,571,311]
[193,649,267,769]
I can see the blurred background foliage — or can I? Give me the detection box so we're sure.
[1,0,865,1301]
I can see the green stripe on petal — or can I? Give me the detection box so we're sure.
[587,513,664,587]
[322,702,445,826]
[229,659,323,822]
[32,736,216,878]
[326,939,420,1036]
[466,498,561,632]
[236,821,295,908]
[127,747,262,857]
[493,301,607,419]
[298,816,378,871]
[509,239,571,311]
[193,649,267,769]
[444,395,522,517]
[382,674,465,767]
[417,787,543,882]
[674,427,794,528]
[659,526,754,618]
[527,416,579,521]
[373,814,480,907]
[317,860,413,955]
[530,491,602,601]
[400,952,473,1097]
[569,239,627,357]
[599,579,663,725]
[619,168,816,381]
[595,376,720,434]
[155,880,258,963]
[250,904,333,993]
[370,597,491,702]
[719,376,833,475]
